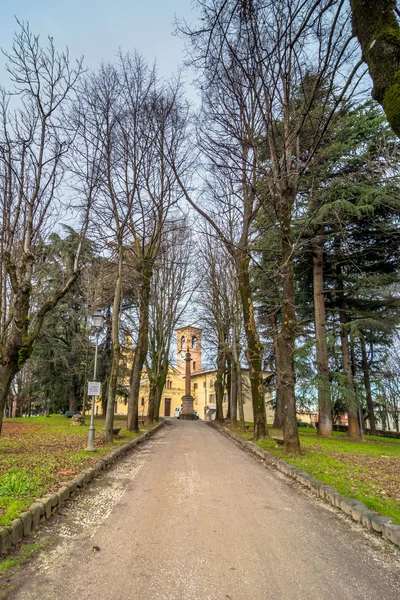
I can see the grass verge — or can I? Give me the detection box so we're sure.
[0,414,155,526]
[0,542,41,573]
[231,425,400,524]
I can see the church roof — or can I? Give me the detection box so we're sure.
[175,324,202,332]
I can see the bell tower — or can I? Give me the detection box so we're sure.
[176,326,202,375]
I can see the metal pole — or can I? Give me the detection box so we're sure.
[93,333,99,381]
[86,332,99,452]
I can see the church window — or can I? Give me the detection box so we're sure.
[193,362,196,371]
[181,336,185,350]
[141,397,145,406]
[192,335,197,349]
[193,383,198,390]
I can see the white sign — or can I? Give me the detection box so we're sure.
[87,381,101,396]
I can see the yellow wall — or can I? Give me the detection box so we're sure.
[137,366,185,418]
[95,326,275,424]
[191,370,274,424]
[107,364,185,418]
[105,365,274,424]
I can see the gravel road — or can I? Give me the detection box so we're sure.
[6,419,400,600]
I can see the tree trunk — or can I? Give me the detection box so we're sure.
[154,384,163,422]
[104,257,123,443]
[127,266,152,433]
[0,287,33,433]
[273,388,284,429]
[101,308,112,416]
[230,357,238,428]
[350,340,363,437]
[226,356,232,421]
[237,362,245,430]
[215,347,225,423]
[338,309,362,440]
[154,364,169,422]
[350,0,400,136]
[236,250,267,440]
[0,363,19,432]
[313,239,333,437]
[68,393,77,412]
[232,333,244,430]
[271,314,283,429]
[278,187,300,455]
[68,374,79,412]
[361,337,376,435]
[147,379,157,423]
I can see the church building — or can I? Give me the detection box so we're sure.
[112,325,274,423]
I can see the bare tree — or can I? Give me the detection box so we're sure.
[196,228,247,428]
[180,0,364,451]
[167,50,268,439]
[144,221,193,423]
[76,62,133,442]
[0,22,86,433]
[124,70,188,433]
[197,232,233,423]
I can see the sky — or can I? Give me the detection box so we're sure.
[0,1,202,327]
[0,0,198,100]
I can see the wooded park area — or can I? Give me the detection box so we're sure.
[1,1,400,458]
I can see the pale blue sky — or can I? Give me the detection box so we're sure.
[0,1,197,97]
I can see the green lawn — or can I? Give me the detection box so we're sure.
[233,425,400,524]
[0,415,152,526]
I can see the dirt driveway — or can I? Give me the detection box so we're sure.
[5,420,400,599]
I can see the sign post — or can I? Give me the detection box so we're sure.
[87,382,101,397]
[86,381,101,452]
[85,312,104,452]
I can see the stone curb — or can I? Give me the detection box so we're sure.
[211,423,400,549]
[0,421,164,556]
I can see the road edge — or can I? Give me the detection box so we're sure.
[0,421,165,556]
[210,422,400,549]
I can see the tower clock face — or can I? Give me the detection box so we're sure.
[181,352,185,359]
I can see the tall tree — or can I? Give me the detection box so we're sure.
[298,102,400,439]
[25,228,97,413]
[180,0,362,453]
[77,62,131,442]
[169,38,268,439]
[0,22,87,433]
[143,222,193,423]
[125,70,187,433]
[197,232,237,424]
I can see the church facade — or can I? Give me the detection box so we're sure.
[110,325,274,423]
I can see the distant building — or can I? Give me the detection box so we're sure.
[108,325,274,422]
